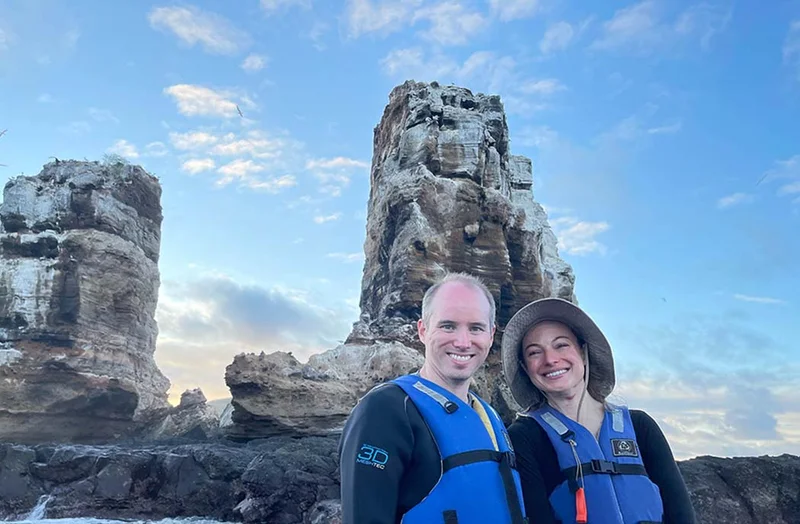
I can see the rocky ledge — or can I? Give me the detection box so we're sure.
[1,438,797,524]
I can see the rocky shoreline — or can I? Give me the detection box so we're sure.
[2,437,799,524]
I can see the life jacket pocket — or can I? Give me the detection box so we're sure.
[443,509,458,523]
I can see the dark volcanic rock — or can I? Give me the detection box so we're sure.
[1,438,797,524]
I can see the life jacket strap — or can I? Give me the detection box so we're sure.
[562,459,649,492]
[412,381,459,413]
[441,450,527,524]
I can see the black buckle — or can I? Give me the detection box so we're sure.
[591,459,618,474]
[503,451,516,469]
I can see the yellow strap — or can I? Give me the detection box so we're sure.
[469,394,499,451]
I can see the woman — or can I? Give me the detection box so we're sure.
[501,297,696,524]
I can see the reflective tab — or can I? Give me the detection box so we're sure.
[413,381,458,413]
[541,412,572,437]
[612,408,624,433]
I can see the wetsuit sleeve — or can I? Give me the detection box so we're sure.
[507,420,559,524]
[633,410,698,524]
[338,385,415,524]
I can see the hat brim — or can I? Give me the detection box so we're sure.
[501,298,615,411]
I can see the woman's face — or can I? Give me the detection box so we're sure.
[521,320,586,399]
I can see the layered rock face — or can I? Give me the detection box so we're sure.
[153,388,221,440]
[347,80,575,351]
[223,81,576,437]
[0,159,170,443]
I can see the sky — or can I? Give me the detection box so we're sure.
[0,0,798,460]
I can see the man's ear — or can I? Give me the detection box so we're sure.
[417,318,427,344]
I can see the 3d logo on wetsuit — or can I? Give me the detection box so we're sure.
[357,444,389,469]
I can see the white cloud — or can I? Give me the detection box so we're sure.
[145,141,169,157]
[182,158,216,174]
[164,84,247,118]
[215,159,297,192]
[304,21,329,50]
[106,139,140,159]
[246,175,297,192]
[209,131,286,158]
[779,181,800,195]
[759,155,800,201]
[306,157,369,170]
[412,2,486,45]
[540,22,574,54]
[37,93,54,104]
[733,294,787,305]
[241,53,268,72]
[88,107,119,124]
[591,0,661,51]
[60,121,91,135]
[314,213,342,224]
[518,78,566,96]
[550,216,610,256]
[170,131,220,150]
[217,159,265,181]
[489,0,541,21]
[148,6,250,55]
[591,0,730,54]
[346,0,425,38]
[717,192,753,209]
[784,21,800,80]
[260,0,311,12]
[0,28,12,52]
[517,126,559,148]
[646,121,682,134]
[325,252,364,263]
[674,2,732,50]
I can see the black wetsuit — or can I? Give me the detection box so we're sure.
[338,382,443,524]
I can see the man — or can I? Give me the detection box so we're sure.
[338,272,527,524]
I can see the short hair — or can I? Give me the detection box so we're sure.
[420,271,496,329]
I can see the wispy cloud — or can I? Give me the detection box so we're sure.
[0,28,12,52]
[260,0,311,12]
[518,78,566,96]
[784,21,800,81]
[144,141,169,157]
[345,0,422,38]
[182,158,216,174]
[488,0,541,21]
[591,0,731,55]
[306,157,369,170]
[106,139,140,159]
[241,53,268,72]
[647,121,682,134]
[733,294,787,305]
[717,192,753,209]
[540,21,575,54]
[170,131,220,150]
[314,213,343,224]
[326,252,364,263]
[550,216,611,256]
[37,93,54,104]
[88,107,120,124]
[759,155,800,201]
[148,5,251,55]
[164,84,253,118]
[411,1,486,46]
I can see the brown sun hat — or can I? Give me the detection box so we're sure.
[501,297,616,411]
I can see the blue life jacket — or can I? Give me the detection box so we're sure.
[392,374,528,524]
[523,404,664,524]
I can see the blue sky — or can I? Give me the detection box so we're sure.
[1,0,798,459]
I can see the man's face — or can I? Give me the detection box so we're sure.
[417,281,495,390]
